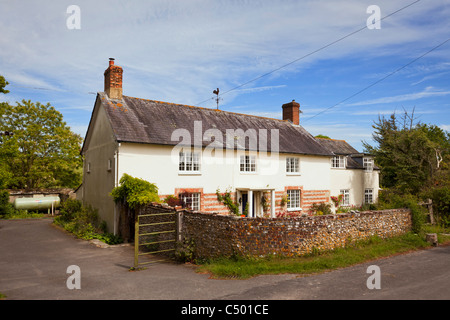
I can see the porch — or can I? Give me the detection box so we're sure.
[236,188,276,218]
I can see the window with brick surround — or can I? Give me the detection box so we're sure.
[287,189,301,210]
[179,192,201,211]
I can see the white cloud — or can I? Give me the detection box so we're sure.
[2,0,449,106]
[347,87,450,107]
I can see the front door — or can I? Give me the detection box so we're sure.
[241,193,248,216]
[240,192,256,217]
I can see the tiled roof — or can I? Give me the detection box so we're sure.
[315,137,359,155]
[98,92,334,156]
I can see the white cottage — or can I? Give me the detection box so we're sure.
[78,59,379,235]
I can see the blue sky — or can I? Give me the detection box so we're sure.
[1,0,449,151]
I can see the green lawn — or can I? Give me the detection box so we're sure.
[197,225,450,279]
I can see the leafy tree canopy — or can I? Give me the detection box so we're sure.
[0,77,83,189]
[363,109,450,195]
[0,75,9,94]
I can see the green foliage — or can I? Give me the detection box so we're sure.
[175,238,197,263]
[58,198,82,222]
[377,189,426,233]
[363,112,450,194]
[425,187,450,227]
[309,202,332,216]
[216,188,239,215]
[0,190,13,216]
[0,97,83,189]
[0,75,9,94]
[54,199,123,245]
[110,174,160,209]
[315,134,331,139]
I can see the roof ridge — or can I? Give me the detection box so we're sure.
[315,136,348,143]
[122,94,288,123]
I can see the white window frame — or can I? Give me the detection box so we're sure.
[286,189,301,211]
[363,157,374,172]
[240,154,256,173]
[331,155,346,169]
[340,189,350,206]
[286,157,300,174]
[365,188,373,204]
[179,151,201,174]
[179,192,201,211]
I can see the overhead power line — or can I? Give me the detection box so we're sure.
[304,36,450,122]
[196,0,422,106]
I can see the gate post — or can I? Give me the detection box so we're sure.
[177,210,184,242]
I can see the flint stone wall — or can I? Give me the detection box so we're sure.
[180,209,412,259]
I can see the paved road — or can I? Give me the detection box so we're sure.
[1,218,449,301]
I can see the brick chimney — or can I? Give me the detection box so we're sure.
[282,100,302,125]
[104,58,123,99]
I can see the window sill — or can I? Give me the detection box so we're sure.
[287,207,302,211]
[178,172,202,176]
[286,172,301,176]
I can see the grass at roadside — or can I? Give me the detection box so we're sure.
[0,211,46,219]
[197,226,450,279]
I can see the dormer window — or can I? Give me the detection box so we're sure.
[331,155,345,168]
[363,157,374,172]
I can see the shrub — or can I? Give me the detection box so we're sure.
[377,189,425,233]
[164,195,181,207]
[426,187,450,227]
[0,190,13,216]
[110,174,160,209]
[309,202,332,216]
[55,199,123,245]
[59,198,82,222]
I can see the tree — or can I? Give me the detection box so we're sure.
[0,96,83,189]
[363,110,450,194]
[0,75,9,94]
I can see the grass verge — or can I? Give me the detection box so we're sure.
[197,226,450,279]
